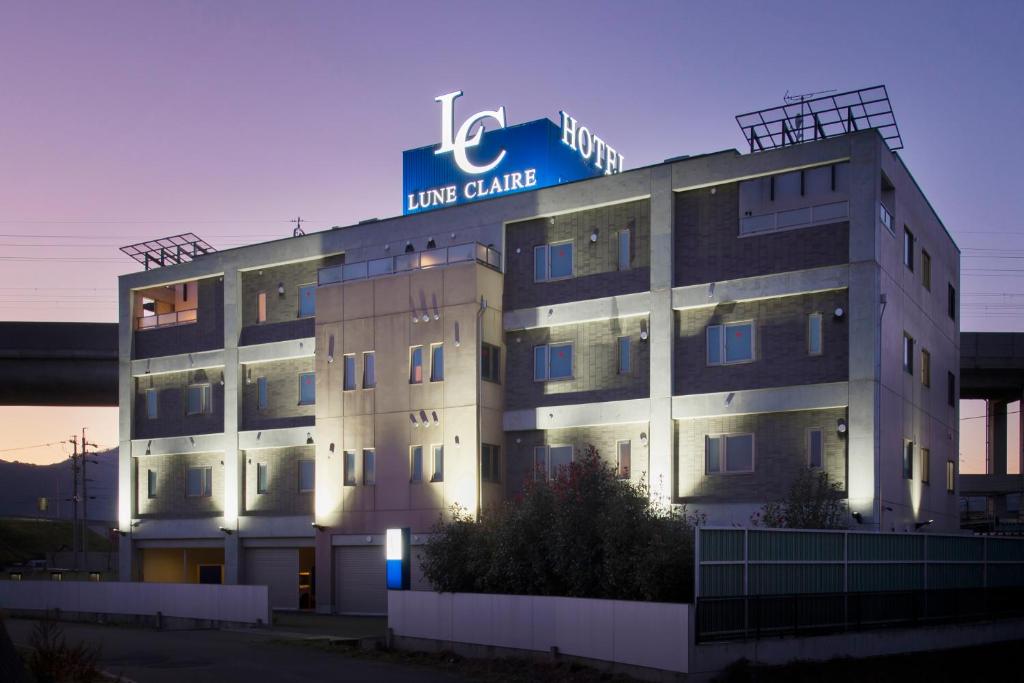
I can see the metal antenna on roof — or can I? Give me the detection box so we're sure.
[783,89,837,143]
[291,216,306,237]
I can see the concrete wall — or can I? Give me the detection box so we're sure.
[136,452,225,518]
[240,356,316,431]
[505,316,650,409]
[134,368,224,439]
[504,199,650,310]
[674,182,849,287]
[243,445,315,516]
[388,590,691,674]
[676,407,848,505]
[0,579,269,625]
[674,290,849,395]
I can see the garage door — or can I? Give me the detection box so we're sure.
[334,546,386,615]
[245,548,299,610]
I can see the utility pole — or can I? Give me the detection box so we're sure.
[82,427,91,571]
[68,435,79,573]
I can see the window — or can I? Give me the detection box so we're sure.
[533,445,573,480]
[409,347,423,384]
[808,429,824,468]
[363,352,376,388]
[707,322,755,365]
[344,451,356,486]
[617,336,631,374]
[145,388,158,419]
[257,292,267,323]
[617,229,631,270]
[903,333,914,375]
[257,377,268,411]
[298,284,316,317]
[186,384,211,416]
[903,441,914,480]
[482,443,501,483]
[921,250,931,290]
[431,445,444,482]
[903,227,914,271]
[534,241,574,282]
[410,446,423,483]
[706,434,755,474]
[481,343,501,383]
[147,469,157,498]
[947,460,956,493]
[948,283,956,320]
[922,448,930,485]
[879,202,894,234]
[363,449,375,485]
[298,459,315,492]
[948,371,956,407]
[921,348,931,387]
[808,313,823,356]
[343,354,356,391]
[298,372,315,405]
[256,462,268,494]
[186,466,212,497]
[430,344,444,382]
[617,441,631,479]
[534,342,573,380]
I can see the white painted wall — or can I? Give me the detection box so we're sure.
[0,580,269,625]
[387,590,691,673]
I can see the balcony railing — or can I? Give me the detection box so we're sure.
[318,242,501,286]
[136,308,198,330]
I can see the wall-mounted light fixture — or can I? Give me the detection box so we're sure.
[328,335,335,363]
[640,432,648,445]
[111,528,128,537]
[454,322,461,347]
[833,306,845,319]
[431,411,439,426]
[218,526,233,535]
[421,314,430,322]
[837,418,848,435]
[311,522,325,532]
[409,414,419,428]
[640,319,649,341]
[277,283,285,296]
[427,238,436,249]
[851,511,863,524]
[306,432,314,445]
[145,440,152,456]
[915,519,934,531]
[590,230,599,243]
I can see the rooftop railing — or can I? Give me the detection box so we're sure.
[136,308,198,331]
[318,242,501,286]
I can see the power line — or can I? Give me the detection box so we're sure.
[960,409,1022,421]
[0,441,67,454]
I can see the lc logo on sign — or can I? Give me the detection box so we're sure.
[434,90,507,174]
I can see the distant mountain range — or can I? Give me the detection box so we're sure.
[0,449,117,521]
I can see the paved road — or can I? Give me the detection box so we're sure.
[6,618,464,683]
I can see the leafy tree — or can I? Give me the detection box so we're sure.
[751,468,848,529]
[420,445,700,602]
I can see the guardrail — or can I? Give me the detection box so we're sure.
[136,308,198,330]
[318,242,501,286]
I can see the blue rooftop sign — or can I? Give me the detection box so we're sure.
[402,91,624,215]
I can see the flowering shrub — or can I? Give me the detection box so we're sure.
[420,445,699,603]
[751,468,848,529]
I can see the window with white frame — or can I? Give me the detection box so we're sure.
[343,354,356,391]
[409,346,423,384]
[145,388,158,419]
[298,284,316,317]
[363,449,375,485]
[482,443,501,483]
[257,292,267,323]
[807,428,824,468]
[617,440,631,479]
[617,228,631,270]
[256,462,268,494]
[410,445,423,483]
[903,227,915,271]
[903,441,914,479]
[363,351,376,388]
[431,445,444,482]
[808,313,823,356]
[534,342,573,380]
[343,451,356,486]
[430,344,444,382]
[534,444,572,480]
[298,372,315,405]
[903,333,914,375]
[186,384,211,416]
[707,322,754,365]
[947,459,955,493]
[481,343,501,383]
[147,469,157,498]
[257,377,268,411]
[534,241,574,282]
[921,448,930,485]
[186,466,212,497]
[705,434,754,474]
[617,336,631,374]
[298,459,315,492]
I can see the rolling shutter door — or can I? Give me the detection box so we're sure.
[245,548,298,610]
[333,545,386,615]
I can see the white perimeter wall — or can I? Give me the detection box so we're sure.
[387,590,691,674]
[0,581,269,625]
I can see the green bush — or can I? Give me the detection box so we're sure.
[420,445,699,603]
[751,468,848,530]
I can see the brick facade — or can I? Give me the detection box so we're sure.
[675,407,848,505]
[134,368,224,439]
[674,183,849,287]
[240,357,316,431]
[136,452,224,518]
[504,199,650,310]
[133,276,224,359]
[505,316,650,409]
[674,290,849,395]
[240,255,344,328]
[243,446,315,516]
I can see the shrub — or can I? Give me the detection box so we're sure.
[27,618,103,683]
[751,468,848,530]
[420,445,699,602]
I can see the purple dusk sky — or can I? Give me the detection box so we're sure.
[1,0,1022,466]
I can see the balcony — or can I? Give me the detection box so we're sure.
[137,308,197,330]
[318,242,501,286]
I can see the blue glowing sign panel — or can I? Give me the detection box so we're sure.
[402,92,624,215]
